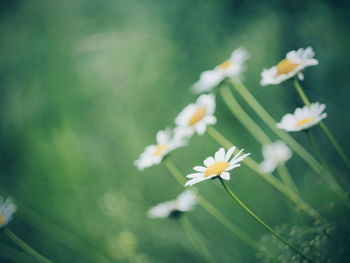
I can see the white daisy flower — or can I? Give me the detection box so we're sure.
[192,69,224,94]
[192,47,249,93]
[147,190,197,219]
[276,102,327,132]
[0,196,17,228]
[185,146,250,187]
[260,47,319,86]
[258,141,292,173]
[175,94,217,136]
[134,128,188,171]
[215,47,249,78]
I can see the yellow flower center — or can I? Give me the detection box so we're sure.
[189,107,206,126]
[276,59,300,76]
[153,145,168,156]
[295,117,315,127]
[204,161,229,177]
[0,215,4,225]
[218,60,232,70]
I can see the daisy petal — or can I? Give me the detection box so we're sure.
[231,153,250,164]
[258,160,276,174]
[231,149,244,161]
[226,164,240,171]
[203,157,215,167]
[186,173,203,178]
[215,148,225,161]
[196,124,207,135]
[220,172,230,180]
[193,166,206,172]
[297,72,304,81]
[225,146,236,161]
[156,130,167,145]
[185,177,207,187]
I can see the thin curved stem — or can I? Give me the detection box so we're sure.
[164,158,277,259]
[207,126,325,223]
[319,122,350,169]
[0,187,107,263]
[178,216,216,263]
[219,85,299,195]
[164,158,186,185]
[306,131,350,210]
[207,125,232,149]
[0,243,35,263]
[163,158,260,250]
[294,78,350,170]
[4,228,53,263]
[219,85,271,145]
[293,79,311,106]
[277,164,300,196]
[219,179,315,263]
[230,78,322,173]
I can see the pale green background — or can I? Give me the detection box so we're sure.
[0,0,349,262]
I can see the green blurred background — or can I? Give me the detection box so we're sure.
[1,0,350,262]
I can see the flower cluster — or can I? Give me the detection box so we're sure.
[136,46,330,213]
[136,46,326,181]
[0,40,345,262]
[136,46,345,263]
[259,47,327,132]
[134,93,217,171]
[135,48,254,221]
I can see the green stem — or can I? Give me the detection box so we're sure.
[230,78,322,174]
[219,85,271,145]
[4,228,53,263]
[163,158,260,250]
[0,187,107,263]
[219,85,300,195]
[0,243,35,263]
[293,78,350,170]
[306,131,350,210]
[293,79,311,106]
[277,164,300,196]
[219,179,315,263]
[178,216,216,263]
[206,125,232,149]
[207,126,325,223]
[276,164,300,225]
[319,122,350,169]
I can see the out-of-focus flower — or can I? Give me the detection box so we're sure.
[134,128,188,171]
[258,141,292,173]
[175,94,216,136]
[192,70,224,94]
[0,196,17,228]
[277,103,327,132]
[147,190,197,219]
[185,146,250,186]
[260,47,318,86]
[192,47,249,93]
